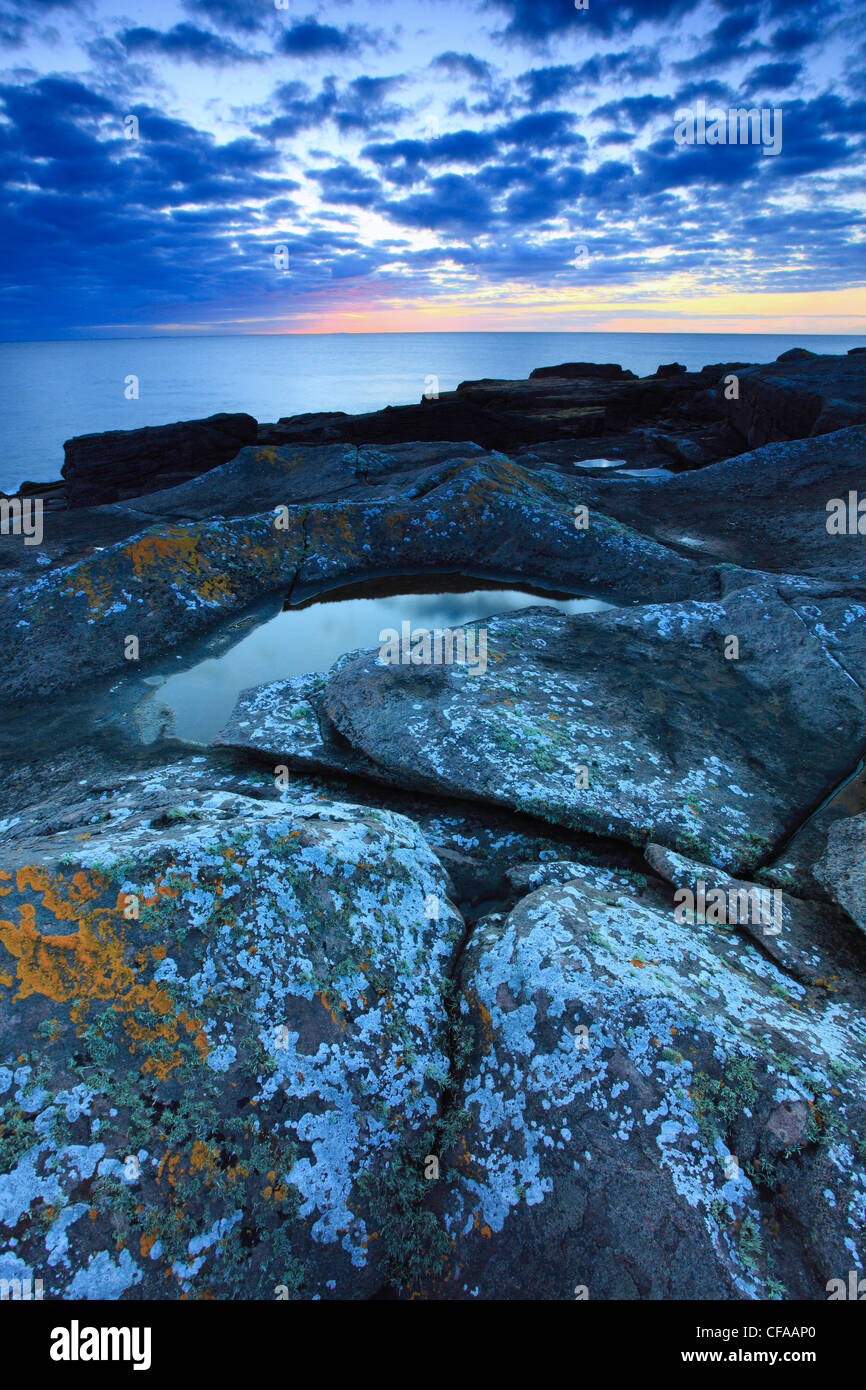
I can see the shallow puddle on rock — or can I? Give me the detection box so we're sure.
[157,583,615,744]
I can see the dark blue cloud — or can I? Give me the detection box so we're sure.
[363,110,582,183]
[770,24,818,54]
[381,172,494,232]
[591,95,672,132]
[520,50,660,108]
[312,161,383,209]
[180,0,268,34]
[276,16,384,57]
[256,75,407,140]
[485,0,702,43]
[0,0,81,46]
[119,23,263,65]
[431,51,495,84]
[743,61,803,93]
[677,8,762,73]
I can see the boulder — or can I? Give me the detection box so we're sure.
[529,362,637,381]
[815,813,866,935]
[421,863,866,1299]
[0,795,464,1298]
[566,425,866,580]
[62,413,258,507]
[717,354,866,447]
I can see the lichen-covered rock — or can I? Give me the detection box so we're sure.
[815,813,866,936]
[643,842,866,998]
[424,863,866,1300]
[0,796,464,1299]
[225,585,866,874]
[0,452,713,703]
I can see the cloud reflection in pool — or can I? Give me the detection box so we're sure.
[158,584,614,744]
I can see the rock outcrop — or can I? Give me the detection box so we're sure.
[424,863,866,1299]
[62,412,258,507]
[215,586,866,875]
[0,797,463,1298]
[3,348,866,1302]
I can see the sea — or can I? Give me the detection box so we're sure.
[0,330,863,496]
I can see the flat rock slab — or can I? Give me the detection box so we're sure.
[0,796,463,1298]
[114,441,489,522]
[568,426,866,580]
[422,863,866,1299]
[315,585,866,873]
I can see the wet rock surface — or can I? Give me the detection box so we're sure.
[3,349,866,1300]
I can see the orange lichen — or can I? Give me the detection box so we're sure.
[0,866,209,1078]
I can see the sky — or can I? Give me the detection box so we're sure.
[0,0,864,338]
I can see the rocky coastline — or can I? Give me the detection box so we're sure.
[2,346,866,1301]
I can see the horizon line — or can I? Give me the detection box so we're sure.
[2,328,865,346]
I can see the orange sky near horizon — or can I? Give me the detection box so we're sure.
[138,284,866,336]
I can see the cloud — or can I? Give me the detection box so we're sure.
[742,61,803,93]
[430,51,495,85]
[0,0,863,337]
[363,110,582,181]
[0,0,82,47]
[312,161,383,208]
[519,50,660,108]
[676,8,762,73]
[118,22,264,65]
[484,0,702,44]
[591,95,672,132]
[255,75,408,140]
[180,0,268,34]
[276,16,385,57]
[770,23,818,54]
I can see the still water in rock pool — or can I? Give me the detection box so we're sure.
[156,585,613,743]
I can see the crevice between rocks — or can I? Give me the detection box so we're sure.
[283,505,314,606]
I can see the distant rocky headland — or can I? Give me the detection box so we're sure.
[2,345,866,1302]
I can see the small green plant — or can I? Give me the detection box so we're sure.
[738,1214,763,1272]
[691,1057,759,1147]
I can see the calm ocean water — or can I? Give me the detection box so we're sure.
[0,331,863,494]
